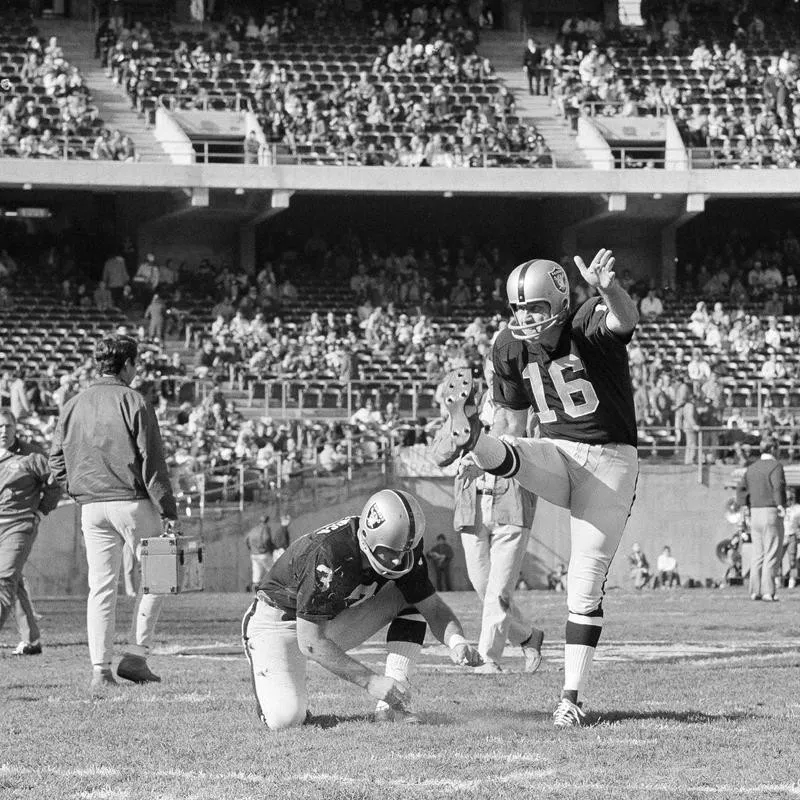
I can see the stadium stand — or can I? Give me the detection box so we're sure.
[99,2,553,166]
[550,2,800,167]
[3,205,800,487]
[0,12,135,160]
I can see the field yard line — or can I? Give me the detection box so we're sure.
[2,765,799,794]
[396,752,544,764]
[293,770,555,788]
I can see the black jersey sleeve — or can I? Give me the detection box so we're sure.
[295,540,349,621]
[392,542,437,605]
[574,297,635,350]
[491,329,531,411]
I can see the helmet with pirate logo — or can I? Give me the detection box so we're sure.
[505,259,571,341]
[357,489,426,579]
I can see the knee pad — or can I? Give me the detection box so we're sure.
[387,606,426,646]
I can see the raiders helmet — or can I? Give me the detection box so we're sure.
[357,489,426,579]
[506,259,570,341]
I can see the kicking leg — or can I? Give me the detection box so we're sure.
[555,443,638,727]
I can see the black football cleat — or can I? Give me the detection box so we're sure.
[429,368,483,467]
[117,653,162,684]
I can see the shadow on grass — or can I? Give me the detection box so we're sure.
[305,712,374,729]
[6,684,63,693]
[590,709,752,725]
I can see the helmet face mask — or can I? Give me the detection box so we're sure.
[370,544,414,575]
[358,489,426,579]
[506,259,570,342]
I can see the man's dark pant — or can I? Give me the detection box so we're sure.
[0,519,39,641]
[433,566,451,592]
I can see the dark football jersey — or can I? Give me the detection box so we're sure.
[257,516,435,621]
[492,297,637,446]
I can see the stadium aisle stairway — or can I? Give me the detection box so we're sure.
[36,18,170,162]
[477,30,589,167]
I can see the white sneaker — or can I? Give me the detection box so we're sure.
[553,697,586,728]
[473,660,503,674]
[12,641,42,656]
[521,628,544,673]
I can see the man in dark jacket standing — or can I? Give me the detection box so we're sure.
[50,335,179,695]
[522,39,543,95]
[0,409,61,655]
[737,439,787,602]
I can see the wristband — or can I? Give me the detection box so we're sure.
[447,634,468,650]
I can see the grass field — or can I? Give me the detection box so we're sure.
[2,587,800,800]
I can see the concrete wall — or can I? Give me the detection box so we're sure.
[8,158,800,196]
[26,465,742,598]
[137,209,240,271]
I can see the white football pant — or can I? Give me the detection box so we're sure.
[499,438,638,614]
[242,582,416,730]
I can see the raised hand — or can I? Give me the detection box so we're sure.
[574,248,616,291]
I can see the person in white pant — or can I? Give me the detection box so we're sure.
[454,356,544,674]
[242,489,483,729]
[50,334,179,696]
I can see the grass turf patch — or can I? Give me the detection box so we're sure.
[1,589,799,800]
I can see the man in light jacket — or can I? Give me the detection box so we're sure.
[50,334,179,695]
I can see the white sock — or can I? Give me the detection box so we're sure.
[386,641,420,684]
[563,612,604,700]
[563,644,596,696]
[376,641,420,711]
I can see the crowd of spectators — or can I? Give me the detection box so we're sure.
[5,208,800,486]
[98,2,552,167]
[0,28,135,161]
[626,222,800,463]
[546,1,800,167]
[0,225,519,496]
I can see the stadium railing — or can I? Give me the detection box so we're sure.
[638,425,800,479]
[2,138,787,170]
[172,436,392,516]
[574,102,673,118]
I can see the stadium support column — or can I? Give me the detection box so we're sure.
[240,190,294,273]
[561,194,627,258]
[661,194,706,289]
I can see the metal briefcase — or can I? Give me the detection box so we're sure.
[140,535,204,594]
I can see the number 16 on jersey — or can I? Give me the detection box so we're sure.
[524,355,599,423]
